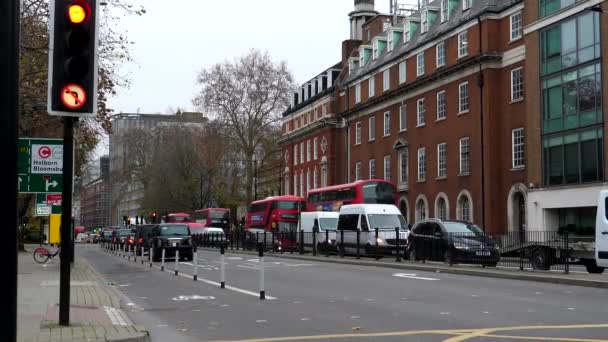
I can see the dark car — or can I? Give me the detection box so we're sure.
[149,223,194,261]
[407,219,500,267]
[134,224,157,249]
[111,229,133,246]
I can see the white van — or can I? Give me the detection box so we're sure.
[596,190,608,268]
[297,212,339,252]
[337,204,409,256]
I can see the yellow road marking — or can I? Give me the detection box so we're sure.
[443,324,608,342]
[216,324,608,342]
[484,334,608,342]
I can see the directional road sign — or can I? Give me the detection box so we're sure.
[18,138,64,193]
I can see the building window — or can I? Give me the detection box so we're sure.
[300,170,304,197]
[441,0,449,22]
[384,155,391,181]
[369,116,376,141]
[399,61,406,84]
[293,174,298,196]
[355,122,362,145]
[512,128,525,169]
[369,75,375,98]
[373,39,378,60]
[321,165,328,187]
[438,143,447,178]
[369,159,376,179]
[511,67,524,101]
[383,111,391,136]
[458,194,472,222]
[417,98,426,126]
[459,137,471,175]
[541,13,600,76]
[313,168,318,189]
[541,0,576,18]
[355,162,362,181]
[417,147,426,181]
[306,169,311,193]
[421,9,428,34]
[307,140,311,162]
[355,83,361,104]
[294,145,298,165]
[404,22,410,43]
[399,105,407,132]
[399,149,408,186]
[417,53,425,76]
[458,31,468,58]
[436,41,446,67]
[510,11,522,41]
[383,69,390,92]
[314,137,318,160]
[300,142,304,164]
[436,91,446,120]
[416,198,428,221]
[543,128,604,186]
[459,82,469,113]
[463,0,471,11]
[437,196,448,220]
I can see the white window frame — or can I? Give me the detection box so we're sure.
[383,69,390,92]
[313,168,318,189]
[373,39,379,60]
[512,128,525,169]
[306,169,311,193]
[511,67,524,102]
[306,140,311,162]
[383,111,391,137]
[300,170,304,197]
[416,53,425,76]
[436,41,446,67]
[417,98,426,127]
[368,116,376,141]
[355,161,362,181]
[437,142,447,178]
[387,30,394,52]
[421,9,428,34]
[369,76,375,98]
[459,137,470,175]
[458,31,468,58]
[355,83,362,104]
[300,142,304,164]
[399,61,406,84]
[369,159,376,179]
[404,22,410,43]
[510,11,522,41]
[384,155,391,181]
[463,0,471,11]
[294,145,298,165]
[441,0,449,22]
[321,165,328,187]
[458,82,469,114]
[436,90,446,120]
[293,174,298,196]
[313,137,318,160]
[458,194,472,222]
[285,174,290,195]
[355,122,362,145]
[398,149,409,186]
[417,147,427,181]
[399,105,407,132]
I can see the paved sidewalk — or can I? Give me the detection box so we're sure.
[18,245,149,342]
[198,247,608,289]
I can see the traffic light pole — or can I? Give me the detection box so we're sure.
[1,0,20,340]
[59,117,75,326]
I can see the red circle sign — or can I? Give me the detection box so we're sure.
[60,84,87,109]
[38,146,52,159]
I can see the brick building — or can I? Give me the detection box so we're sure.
[80,156,110,230]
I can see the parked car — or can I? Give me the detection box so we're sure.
[149,223,194,261]
[336,204,409,256]
[407,219,500,266]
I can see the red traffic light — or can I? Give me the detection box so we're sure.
[66,1,91,25]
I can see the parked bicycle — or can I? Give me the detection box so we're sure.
[33,246,61,264]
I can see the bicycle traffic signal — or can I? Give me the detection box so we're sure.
[48,0,99,116]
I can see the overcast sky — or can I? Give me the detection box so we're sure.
[107,0,395,115]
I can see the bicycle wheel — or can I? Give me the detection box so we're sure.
[33,248,50,264]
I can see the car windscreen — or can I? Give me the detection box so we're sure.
[210,211,229,220]
[116,230,131,236]
[443,222,484,236]
[367,214,408,230]
[160,225,189,236]
[319,218,338,230]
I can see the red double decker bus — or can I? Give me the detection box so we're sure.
[246,196,306,250]
[162,213,193,223]
[306,180,397,212]
[192,208,231,230]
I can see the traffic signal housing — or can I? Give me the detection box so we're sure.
[48,0,99,116]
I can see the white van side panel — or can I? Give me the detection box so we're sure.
[596,190,608,268]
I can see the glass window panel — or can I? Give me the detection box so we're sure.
[562,52,577,69]
[548,145,564,185]
[562,80,577,116]
[548,87,562,119]
[564,142,579,184]
[561,20,576,55]
[578,75,596,113]
[564,133,579,144]
[564,114,578,130]
[578,12,594,48]
[579,65,595,77]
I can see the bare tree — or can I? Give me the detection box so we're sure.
[193,49,294,203]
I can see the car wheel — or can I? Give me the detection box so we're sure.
[583,260,605,274]
[530,248,551,270]
[408,248,417,262]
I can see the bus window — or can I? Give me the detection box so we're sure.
[362,182,396,204]
[272,201,305,210]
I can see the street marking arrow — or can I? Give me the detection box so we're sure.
[393,273,439,281]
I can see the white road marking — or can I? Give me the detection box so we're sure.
[172,295,215,301]
[237,264,259,270]
[393,273,439,281]
[227,257,242,260]
[300,318,310,321]
[256,320,267,323]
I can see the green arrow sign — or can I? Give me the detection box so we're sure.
[18,138,64,194]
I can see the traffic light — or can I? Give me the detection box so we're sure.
[48,0,99,116]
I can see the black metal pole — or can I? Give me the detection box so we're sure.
[59,117,75,326]
[1,0,20,339]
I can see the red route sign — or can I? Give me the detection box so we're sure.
[46,194,62,206]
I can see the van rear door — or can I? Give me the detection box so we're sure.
[596,190,608,268]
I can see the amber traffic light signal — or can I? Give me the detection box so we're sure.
[48,0,99,116]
